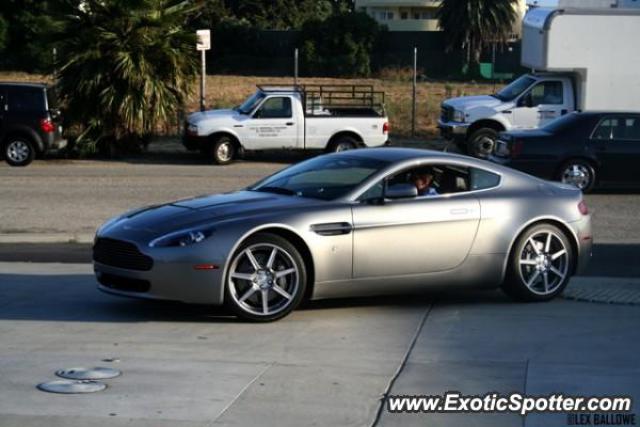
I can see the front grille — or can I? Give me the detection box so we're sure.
[97,272,151,293]
[93,238,153,271]
[441,105,453,122]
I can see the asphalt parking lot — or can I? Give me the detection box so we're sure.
[1,149,639,426]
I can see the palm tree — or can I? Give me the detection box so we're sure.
[437,0,519,73]
[56,0,199,150]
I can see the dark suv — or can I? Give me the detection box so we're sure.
[0,82,66,166]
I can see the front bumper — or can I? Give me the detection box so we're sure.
[182,129,208,152]
[437,120,470,140]
[93,239,227,305]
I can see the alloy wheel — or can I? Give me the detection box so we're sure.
[561,164,592,190]
[228,243,299,317]
[216,142,232,163]
[518,230,569,296]
[6,140,31,163]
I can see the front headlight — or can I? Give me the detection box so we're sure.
[187,123,198,135]
[453,110,465,123]
[149,226,215,248]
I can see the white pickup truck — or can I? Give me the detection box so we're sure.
[183,84,390,164]
[438,1,640,157]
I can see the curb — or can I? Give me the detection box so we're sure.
[0,233,94,244]
[563,276,640,306]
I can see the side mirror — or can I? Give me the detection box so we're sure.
[519,94,533,108]
[386,183,418,200]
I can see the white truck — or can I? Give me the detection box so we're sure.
[438,0,640,157]
[183,84,390,164]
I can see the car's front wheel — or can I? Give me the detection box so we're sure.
[502,224,574,302]
[225,233,307,322]
[5,137,35,167]
[211,136,236,165]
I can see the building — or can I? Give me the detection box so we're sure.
[356,0,528,34]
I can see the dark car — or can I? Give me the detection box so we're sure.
[491,112,640,192]
[0,82,66,166]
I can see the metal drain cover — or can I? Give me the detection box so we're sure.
[56,367,121,380]
[37,380,107,394]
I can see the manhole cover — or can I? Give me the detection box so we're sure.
[56,367,121,380]
[37,380,107,394]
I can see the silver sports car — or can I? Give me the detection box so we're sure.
[93,148,592,321]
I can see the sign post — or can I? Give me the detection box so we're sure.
[196,29,211,112]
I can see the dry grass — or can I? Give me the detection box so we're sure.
[1,71,493,138]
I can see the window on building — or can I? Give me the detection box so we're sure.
[401,12,408,20]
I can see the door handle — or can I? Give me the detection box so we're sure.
[450,208,469,215]
[286,122,294,126]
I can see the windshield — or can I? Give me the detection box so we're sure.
[494,75,536,102]
[237,91,265,114]
[249,155,390,201]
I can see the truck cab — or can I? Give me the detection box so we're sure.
[439,73,575,157]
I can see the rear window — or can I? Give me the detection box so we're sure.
[7,87,46,113]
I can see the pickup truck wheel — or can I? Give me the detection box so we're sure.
[211,137,235,165]
[5,137,35,167]
[328,137,357,153]
[558,160,596,193]
[468,128,498,158]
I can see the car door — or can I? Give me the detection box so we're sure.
[0,88,5,137]
[242,96,298,150]
[591,115,640,184]
[513,80,567,129]
[351,165,481,279]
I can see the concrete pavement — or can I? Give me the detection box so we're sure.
[0,262,638,426]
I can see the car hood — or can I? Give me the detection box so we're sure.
[100,191,322,237]
[444,95,506,111]
[502,128,552,139]
[188,109,239,124]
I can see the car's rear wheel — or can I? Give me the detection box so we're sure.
[502,224,574,302]
[328,136,357,153]
[225,233,307,322]
[5,137,35,167]
[468,128,499,158]
[558,160,596,193]
[211,136,236,165]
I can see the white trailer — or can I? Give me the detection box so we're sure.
[439,3,640,157]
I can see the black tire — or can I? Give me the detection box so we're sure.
[502,223,574,302]
[225,233,307,322]
[4,137,35,167]
[467,128,499,158]
[327,136,357,153]
[210,136,236,165]
[557,159,596,193]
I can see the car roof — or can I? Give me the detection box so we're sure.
[0,82,48,89]
[338,147,468,162]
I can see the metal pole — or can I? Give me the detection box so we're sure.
[200,49,206,112]
[294,48,299,86]
[412,47,417,138]
[491,42,497,92]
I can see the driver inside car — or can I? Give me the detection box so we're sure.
[413,169,439,197]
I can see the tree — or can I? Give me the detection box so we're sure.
[55,0,199,151]
[300,12,384,77]
[437,0,518,73]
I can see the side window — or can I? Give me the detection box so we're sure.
[7,87,46,113]
[382,164,470,199]
[612,117,640,141]
[470,168,501,191]
[592,118,615,140]
[255,97,292,119]
[528,81,564,106]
